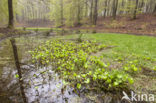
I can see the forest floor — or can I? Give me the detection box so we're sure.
[64,14,156,36]
[1,14,156,38]
[15,14,156,37]
[0,28,29,41]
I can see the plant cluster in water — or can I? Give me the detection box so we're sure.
[29,40,134,92]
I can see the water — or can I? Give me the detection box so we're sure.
[0,34,91,103]
[0,33,123,103]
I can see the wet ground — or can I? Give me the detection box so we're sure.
[0,32,126,103]
[0,33,91,103]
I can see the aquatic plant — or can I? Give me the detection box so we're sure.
[29,40,134,92]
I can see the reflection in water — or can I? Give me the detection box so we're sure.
[0,35,88,103]
[23,66,81,103]
[0,34,123,103]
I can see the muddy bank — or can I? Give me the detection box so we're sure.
[0,28,30,41]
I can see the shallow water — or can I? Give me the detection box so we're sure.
[0,33,123,103]
[0,34,91,103]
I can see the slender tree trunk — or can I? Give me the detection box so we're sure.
[77,0,81,25]
[120,0,124,14]
[103,0,108,18]
[10,38,27,103]
[93,0,98,25]
[140,0,144,10]
[112,0,118,20]
[90,0,93,23]
[153,4,156,15]
[85,0,88,17]
[8,0,14,29]
[60,0,64,26]
[133,0,139,19]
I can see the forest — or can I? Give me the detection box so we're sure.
[0,0,156,103]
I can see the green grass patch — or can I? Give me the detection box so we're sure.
[66,33,156,57]
[65,33,156,68]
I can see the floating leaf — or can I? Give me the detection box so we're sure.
[15,74,19,78]
[35,86,39,89]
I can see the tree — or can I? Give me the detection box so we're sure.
[112,0,118,20]
[89,0,93,23]
[103,0,108,18]
[133,0,139,19]
[84,0,88,17]
[92,0,98,25]
[8,0,14,29]
[60,0,64,26]
[153,3,156,15]
[4,0,156,27]
[76,0,81,26]
[0,0,8,24]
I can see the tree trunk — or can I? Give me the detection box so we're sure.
[153,4,156,15]
[112,0,118,20]
[90,0,93,23]
[10,38,27,103]
[77,0,81,25]
[103,0,108,18]
[93,0,98,25]
[60,0,64,26]
[133,0,139,19]
[85,0,88,17]
[8,0,14,29]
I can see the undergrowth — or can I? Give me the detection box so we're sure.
[29,40,134,92]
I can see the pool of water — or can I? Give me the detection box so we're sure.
[0,33,123,103]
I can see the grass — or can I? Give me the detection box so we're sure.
[64,33,156,93]
[66,33,156,58]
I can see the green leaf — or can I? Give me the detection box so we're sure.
[113,82,119,86]
[87,71,92,75]
[63,80,68,85]
[77,83,81,89]
[106,79,111,83]
[117,74,122,79]
[15,74,19,78]
[153,66,156,71]
[84,78,90,84]
[77,75,81,78]
[81,74,86,78]
[73,73,77,77]
[84,62,88,69]
[124,67,129,71]
[35,86,39,89]
[128,78,134,84]
[133,67,138,72]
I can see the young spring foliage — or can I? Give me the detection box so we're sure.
[29,40,134,91]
